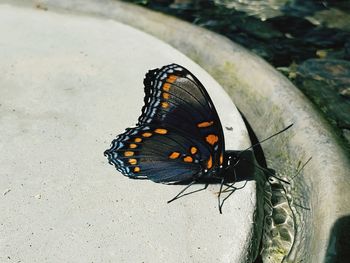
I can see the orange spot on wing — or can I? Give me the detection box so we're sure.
[154,128,168,134]
[183,156,193,163]
[163,83,171,91]
[142,132,152,137]
[190,147,197,155]
[167,75,177,83]
[220,153,223,165]
[134,138,142,143]
[197,121,214,128]
[124,151,134,157]
[205,134,218,145]
[161,102,169,108]
[169,152,180,159]
[129,143,137,149]
[133,167,140,173]
[128,159,137,165]
[207,155,213,169]
[162,92,170,99]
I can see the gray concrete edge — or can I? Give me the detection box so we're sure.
[13,0,350,261]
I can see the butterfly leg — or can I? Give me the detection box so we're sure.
[222,183,237,192]
[167,180,209,204]
[218,179,250,214]
[218,178,225,214]
[218,168,240,213]
[217,167,237,194]
[219,185,238,213]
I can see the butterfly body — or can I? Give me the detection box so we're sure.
[104,64,229,184]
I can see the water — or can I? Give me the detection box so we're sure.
[127,0,350,151]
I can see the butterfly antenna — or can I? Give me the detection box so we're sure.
[293,202,311,211]
[232,124,293,184]
[240,156,290,185]
[283,157,312,210]
[291,156,312,181]
[255,163,290,185]
[241,123,293,154]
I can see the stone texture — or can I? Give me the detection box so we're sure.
[0,3,256,263]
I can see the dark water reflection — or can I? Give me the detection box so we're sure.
[326,215,350,262]
[125,0,350,151]
[123,0,350,262]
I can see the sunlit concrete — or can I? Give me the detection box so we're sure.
[0,2,258,263]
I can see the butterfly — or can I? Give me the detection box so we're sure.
[104,63,291,212]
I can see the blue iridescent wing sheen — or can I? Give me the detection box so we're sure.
[105,125,203,183]
[104,64,225,183]
[140,64,225,174]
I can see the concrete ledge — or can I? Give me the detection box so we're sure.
[26,0,350,262]
[0,2,259,263]
[3,0,350,262]
[66,1,350,262]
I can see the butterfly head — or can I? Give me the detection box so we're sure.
[221,150,256,182]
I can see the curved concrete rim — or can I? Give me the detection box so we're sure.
[0,2,263,263]
[14,0,350,262]
[0,2,268,263]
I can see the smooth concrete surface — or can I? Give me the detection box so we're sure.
[0,3,257,263]
[60,1,350,262]
[25,0,350,262]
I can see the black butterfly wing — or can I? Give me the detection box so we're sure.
[104,64,225,183]
[104,124,206,183]
[140,64,225,167]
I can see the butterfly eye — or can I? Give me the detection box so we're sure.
[231,156,240,166]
